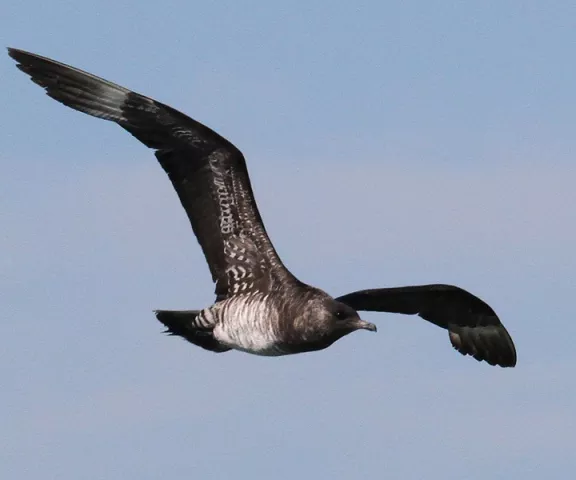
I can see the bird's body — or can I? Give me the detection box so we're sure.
[218,293,313,356]
[9,48,517,367]
[209,295,284,356]
[161,285,365,356]
[194,293,284,356]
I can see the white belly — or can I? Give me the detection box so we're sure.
[211,296,287,356]
[213,321,285,356]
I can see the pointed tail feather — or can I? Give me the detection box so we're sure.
[154,310,231,353]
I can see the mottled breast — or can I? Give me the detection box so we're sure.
[211,294,287,356]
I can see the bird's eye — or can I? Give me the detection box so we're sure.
[335,309,347,320]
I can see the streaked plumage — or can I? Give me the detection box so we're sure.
[9,48,517,367]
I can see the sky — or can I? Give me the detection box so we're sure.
[2,1,575,478]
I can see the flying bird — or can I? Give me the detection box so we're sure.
[8,48,517,367]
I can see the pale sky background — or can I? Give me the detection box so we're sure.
[2,1,575,479]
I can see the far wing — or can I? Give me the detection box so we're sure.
[337,284,517,367]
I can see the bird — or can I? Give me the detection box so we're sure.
[8,48,517,367]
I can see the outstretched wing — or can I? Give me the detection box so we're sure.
[337,284,517,367]
[9,48,296,300]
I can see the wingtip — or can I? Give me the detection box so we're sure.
[7,47,39,65]
[7,48,57,66]
[449,327,517,368]
[7,47,25,59]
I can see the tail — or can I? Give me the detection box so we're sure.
[154,310,231,353]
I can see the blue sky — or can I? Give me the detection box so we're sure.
[2,1,575,478]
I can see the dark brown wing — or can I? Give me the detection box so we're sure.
[8,48,297,299]
[337,284,517,367]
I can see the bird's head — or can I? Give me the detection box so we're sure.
[299,299,377,349]
[326,300,377,335]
